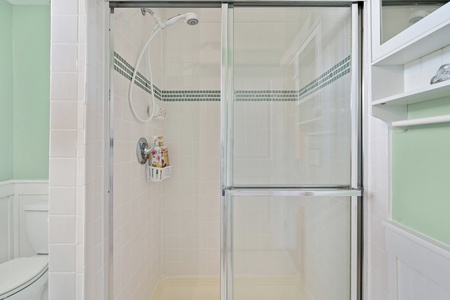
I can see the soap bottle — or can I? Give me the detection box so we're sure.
[150,136,162,168]
[158,136,170,168]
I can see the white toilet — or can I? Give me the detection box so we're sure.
[0,201,49,300]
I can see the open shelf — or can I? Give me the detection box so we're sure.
[372,80,450,106]
[370,1,450,127]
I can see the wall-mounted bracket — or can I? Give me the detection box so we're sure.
[136,137,157,165]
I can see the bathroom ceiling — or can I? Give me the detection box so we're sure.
[6,0,49,4]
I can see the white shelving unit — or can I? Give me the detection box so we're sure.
[371,0,450,64]
[372,81,450,107]
[370,2,450,128]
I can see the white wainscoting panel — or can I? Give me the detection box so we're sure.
[0,180,48,261]
[0,182,15,264]
[384,221,450,300]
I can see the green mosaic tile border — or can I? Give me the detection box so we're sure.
[162,90,221,102]
[114,52,350,102]
[114,52,162,100]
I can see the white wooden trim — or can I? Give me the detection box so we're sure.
[0,180,49,260]
[384,221,450,299]
[0,181,15,199]
[0,180,49,197]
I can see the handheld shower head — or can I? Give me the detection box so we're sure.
[141,9,199,29]
[164,12,199,27]
[185,13,199,26]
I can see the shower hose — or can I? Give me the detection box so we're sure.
[128,24,161,123]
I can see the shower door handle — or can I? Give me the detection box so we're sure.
[223,188,362,197]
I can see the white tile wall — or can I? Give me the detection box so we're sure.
[112,7,164,300]
[366,101,391,300]
[161,8,221,91]
[49,0,84,298]
[159,8,221,278]
[161,101,221,277]
[50,0,109,299]
[84,0,108,298]
[363,4,391,300]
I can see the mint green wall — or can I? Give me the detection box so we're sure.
[0,3,49,181]
[12,6,50,179]
[392,97,450,245]
[0,0,14,181]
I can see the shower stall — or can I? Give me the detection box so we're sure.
[107,1,362,300]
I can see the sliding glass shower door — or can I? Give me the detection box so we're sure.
[221,3,362,300]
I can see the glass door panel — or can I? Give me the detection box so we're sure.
[229,194,352,300]
[221,3,361,300]
[231,6,353,187]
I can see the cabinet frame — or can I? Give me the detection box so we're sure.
[370,0,450,128]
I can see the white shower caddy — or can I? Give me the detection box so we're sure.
[147,165,172,182]
[136,137,172,182]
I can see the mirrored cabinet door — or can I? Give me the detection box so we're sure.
[371,0,450,63]
[381,0,448,44]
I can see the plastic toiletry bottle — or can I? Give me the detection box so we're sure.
[150,136,162,168]
[158,136,170,168]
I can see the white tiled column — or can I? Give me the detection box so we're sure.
[366,116,391,300]
[364,4,391,299]
[49,0,86,299]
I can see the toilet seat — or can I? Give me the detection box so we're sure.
[0,256,48,299]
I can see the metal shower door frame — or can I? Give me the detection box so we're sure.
[220,2,363,300]
[106,1,363,300]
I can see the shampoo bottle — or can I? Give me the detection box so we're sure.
[158,136,170,168]
[150,136,162,168]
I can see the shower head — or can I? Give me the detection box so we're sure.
[185,13,199,26]
[165,12,199,27]
[141,9,199,29]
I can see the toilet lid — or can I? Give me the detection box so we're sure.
[0,256,48,298]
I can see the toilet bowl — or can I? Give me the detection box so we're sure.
[0,201,48,300]
[0,256,48,300]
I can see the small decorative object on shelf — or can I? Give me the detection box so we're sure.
[147,165,172,182]
[430,64,450,85]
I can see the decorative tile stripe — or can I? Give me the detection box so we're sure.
[297,55,351,101]
[114,52,162,100]
[113,51,350,102]
[235,56,350,101]
[162,90,221,102]
[235,90,300,102]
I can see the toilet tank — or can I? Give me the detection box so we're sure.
[24,201,49,254]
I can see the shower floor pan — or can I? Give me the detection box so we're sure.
[151,277,312,300]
